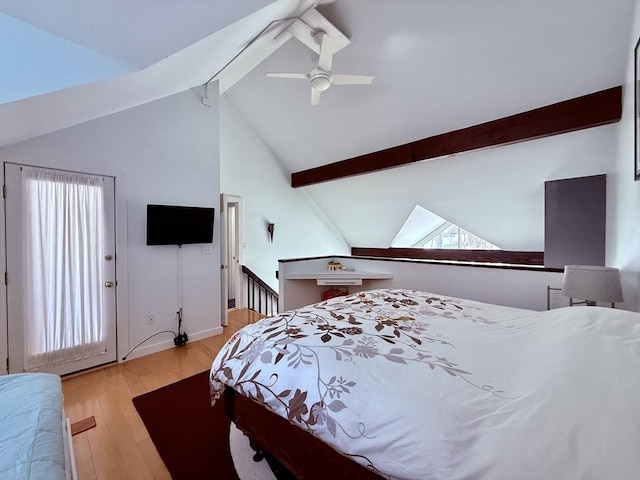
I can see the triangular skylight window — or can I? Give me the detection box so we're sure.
[391,205,500,250]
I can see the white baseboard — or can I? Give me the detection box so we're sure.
[187,327,224,342]
[64,416,78,480]
[121,326,224,362]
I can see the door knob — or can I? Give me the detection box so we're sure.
[104,281,114,288]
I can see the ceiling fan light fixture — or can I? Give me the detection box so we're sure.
[310,75,332,91]
[309,68,332,91]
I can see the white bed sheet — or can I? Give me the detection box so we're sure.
[210,289,640,480]
[0,373,67,480]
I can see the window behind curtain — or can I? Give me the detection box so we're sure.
[22,166,107,371]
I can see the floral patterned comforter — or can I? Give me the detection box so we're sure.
[210,288,640,480]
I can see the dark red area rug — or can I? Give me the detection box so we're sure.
[132,370,239,480]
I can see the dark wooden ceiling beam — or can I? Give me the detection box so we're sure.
[291,86,622,188]
[351,247,545,266]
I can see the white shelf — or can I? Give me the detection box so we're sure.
[286,271,393,286]
[317,278,362,285]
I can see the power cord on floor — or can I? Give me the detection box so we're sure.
[121,330,177,361]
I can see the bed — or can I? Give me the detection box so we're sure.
[210,288,640,479]
[0,373,77,480]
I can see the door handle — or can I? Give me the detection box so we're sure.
[104,281,114,288]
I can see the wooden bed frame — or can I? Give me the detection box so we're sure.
[224,388,383,479]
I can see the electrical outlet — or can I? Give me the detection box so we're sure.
[201,244,212,255]
[147,314,155,325]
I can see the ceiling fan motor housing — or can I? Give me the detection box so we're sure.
[309,67,332,91]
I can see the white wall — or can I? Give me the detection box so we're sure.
[608,0,640,313]
[220,96,349,291]
[0,86,221,370]
[304,124,617,251]
[279,256,564,312]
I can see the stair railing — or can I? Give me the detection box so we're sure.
[241,265,279,316]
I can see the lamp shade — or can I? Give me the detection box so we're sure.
[562,265,624,303]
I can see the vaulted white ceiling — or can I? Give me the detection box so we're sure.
[0,0,272,69]
[0,0,317,145]
[228,0,634,172]
[1,0,636,251]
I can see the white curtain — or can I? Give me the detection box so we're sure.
[22,167,106,371]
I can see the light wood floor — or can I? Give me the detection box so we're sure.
[62,309,263,480]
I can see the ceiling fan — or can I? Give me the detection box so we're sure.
[267,31,374,105]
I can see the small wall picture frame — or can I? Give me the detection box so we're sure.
[635,35,640,181]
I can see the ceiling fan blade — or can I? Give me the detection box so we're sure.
[332,74,374,85]
[266,73,308,79]
[311,88,321,106]
[318,33,337,72]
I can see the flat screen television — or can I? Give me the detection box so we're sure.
[146,204,215,246]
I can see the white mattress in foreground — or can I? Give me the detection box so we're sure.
[0,373,67,480]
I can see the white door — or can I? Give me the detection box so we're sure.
[5,164,117,375]
[228,203,238,308]
[220,194,243,327]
